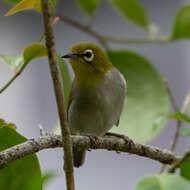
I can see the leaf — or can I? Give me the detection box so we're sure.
[135,174,190,190]
[152,115,168,132]
[108,50,169,142]
[170,112,190,123]
[180,127,190,136]
[5,0,42,16]
[4,0,56,6]
[56,54,72,107]
[27,171,56,190]
[180,157,190,181]
[172,6,190,39]
[187,104,190,113]
[77,0,100,15]
[23,42,47,65]
[0,55,22,70]
[109,0,148,29]
[0,119,42,190]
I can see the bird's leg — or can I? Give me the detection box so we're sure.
[105,132,135,154]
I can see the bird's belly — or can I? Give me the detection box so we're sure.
[68,98,113,136]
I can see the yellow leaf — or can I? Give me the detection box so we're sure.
[4,0,42,16]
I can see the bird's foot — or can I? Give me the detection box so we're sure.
[83,134,99,149]
[105,132,133,143]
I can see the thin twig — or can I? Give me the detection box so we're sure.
[41,1,75,190]
[168,149,190,173]
[170,89,190,152]
[164,81,179,112]
[39,16,60,43]
[57,14,171,45]
[0,18,59,94]
[0,62,26,94]
[160,87,190,173]
[0,134,180,169]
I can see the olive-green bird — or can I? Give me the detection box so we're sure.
[62,42,126,167]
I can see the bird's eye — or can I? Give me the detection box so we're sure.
[83,49,94,62]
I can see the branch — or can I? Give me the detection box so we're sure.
[170,89,190,152]
[57,14,171,45]
[0,134,180,169]
[168,149,190,173]
[160,87,190,173]
[41,1,75,190]
[0,61,26,94]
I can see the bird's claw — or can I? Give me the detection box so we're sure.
[84,134,99,149]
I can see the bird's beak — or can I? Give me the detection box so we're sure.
[62,53,79,59]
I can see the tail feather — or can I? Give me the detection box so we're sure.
[73,147,86,168]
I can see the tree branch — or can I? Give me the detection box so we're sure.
[57,14,171,45]
[168,149,190,173]
[41,1,75,190]
[0,134,180,169]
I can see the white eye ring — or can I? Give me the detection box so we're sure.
[83,49,94,62]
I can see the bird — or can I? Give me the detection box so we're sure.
[62,42,126,168]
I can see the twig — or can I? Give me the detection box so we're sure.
[168,149,190,173]
[160,87,190,173]
[0,62,26,94]
[170,89,190,152]
[41,1,75,190]
[39,16,60,43]
[57,14,171,45]
[0,134,180,169]
[164,81,179,112]
[0,17,59,94]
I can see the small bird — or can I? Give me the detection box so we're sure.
[62,42,126,167]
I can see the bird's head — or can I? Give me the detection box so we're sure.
[62,42,113,88]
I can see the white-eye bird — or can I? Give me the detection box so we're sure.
[62,42,126,167]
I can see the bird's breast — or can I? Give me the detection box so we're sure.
[68,68,126,136]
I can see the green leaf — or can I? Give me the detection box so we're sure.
[172,6,190,39]
[180,127,190,136]
[4,0,56,6]
[56,54,72,107]
[135,174,190,190]
[77,0,100,15]
[23,42,47,65]
[108,50,169,142]
[0,119,42,190]
[187,104,190,113]
[170,112,190,123]
[27,171,56,190]
[4,0,42,16]
[110,0,148,29]
[0,55,22,70]
[152,115,168,132]
[180,157,190,181]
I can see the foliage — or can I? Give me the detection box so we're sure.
[1,0,190,189]
[109,0,149,29]
[135,174,190,190]
[0,119,42,190]
[108,50,169,142]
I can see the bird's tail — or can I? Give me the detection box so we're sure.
[73,147,86,168]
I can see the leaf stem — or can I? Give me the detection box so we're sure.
[41,1,75,190]
[0,62,27,94]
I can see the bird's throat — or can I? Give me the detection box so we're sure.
[74,72,104,88]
